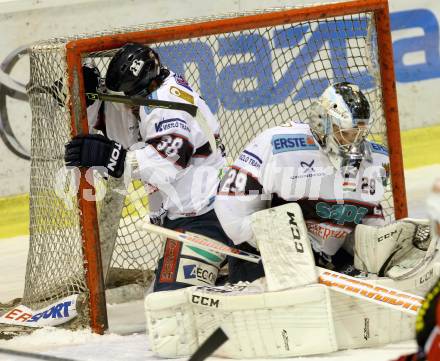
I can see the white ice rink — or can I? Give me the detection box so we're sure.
[1,165,439,361]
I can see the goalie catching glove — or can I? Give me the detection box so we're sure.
[65,134,126,178]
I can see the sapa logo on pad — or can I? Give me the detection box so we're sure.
[183,264,216,285]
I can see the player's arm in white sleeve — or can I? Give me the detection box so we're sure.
[215,132,272,247]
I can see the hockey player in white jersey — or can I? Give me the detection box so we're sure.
[215,82,394,282]
[65,43,230,292]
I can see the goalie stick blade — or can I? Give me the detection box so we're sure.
[141,223,261,264]
[0,347,78,361]
[188,327,228,361]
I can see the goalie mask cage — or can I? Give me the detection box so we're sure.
[20,0,406,333]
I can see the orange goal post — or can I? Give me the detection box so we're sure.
[19,0,406,334]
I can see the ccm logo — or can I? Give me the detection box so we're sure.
[191,295,220,308]
[287,211,304,253]
[107,143,122,172]
[378,230,397,242]
[419,268,434,285]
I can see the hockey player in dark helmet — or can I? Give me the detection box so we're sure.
[105,43,169,97]
[65,42,230,292]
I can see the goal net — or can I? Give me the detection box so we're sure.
[18,0,405,332]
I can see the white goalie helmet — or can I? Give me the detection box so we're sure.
[308,82,371,159]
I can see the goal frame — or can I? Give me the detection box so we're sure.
[64,0,406,334]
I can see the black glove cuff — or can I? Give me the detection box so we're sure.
[106,142,126,178]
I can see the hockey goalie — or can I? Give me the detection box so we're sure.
[144,83,440,358]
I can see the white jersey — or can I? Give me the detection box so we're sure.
[215,122,389,256]
[87,72,225,220]
[133,72,225,219]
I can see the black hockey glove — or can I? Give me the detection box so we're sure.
[50,64,100,107]
[65,134,126,178]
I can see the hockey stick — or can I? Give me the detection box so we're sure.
[142,223,261,263]
[86,92,217,153]
[85,92,198,116]
[30,84,217,152]
[188,327,228,361]
[142,222,424,315]
[30,86,197,114]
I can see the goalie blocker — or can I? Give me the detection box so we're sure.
[145,203,440,358]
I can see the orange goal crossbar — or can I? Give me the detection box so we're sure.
[65,0,407,334]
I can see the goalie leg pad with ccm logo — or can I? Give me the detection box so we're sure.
[145,282,337,359]
[145,276,418,359]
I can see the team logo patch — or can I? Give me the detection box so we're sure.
[174,74,193,91]
[271,134,318,154]
[381,162,390,186]
[300,160,315,173]
[239,150,262,169]
[170,86,194,104]
[370,142,388,155]
[177,258,218,286]
[129,59,145,76]
[154,118,190,132]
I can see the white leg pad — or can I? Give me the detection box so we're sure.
[330,288,415,349]
[145,248,440,359]
[252,203,318,291]
[145,288,198,358]
[145,283,337,358]
[145,278,421,358]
